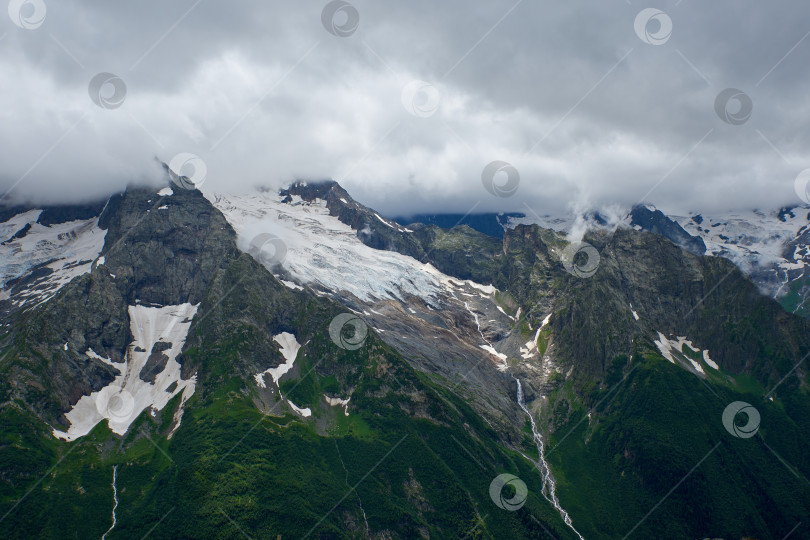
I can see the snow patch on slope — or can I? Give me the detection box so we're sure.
[280,279,303,291]
[53,303,199,441]
[253,332,312,417]
[254,332,301,388]
[288,401,312,417]
[654,332,717,376]
[86,348,118,367]
[480,344,508,363]
[0,214,106,309]
[462,299,509,371]
[324,395,350,416]
[520,313,551,360]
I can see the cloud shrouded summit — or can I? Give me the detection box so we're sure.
[1,0,809,217]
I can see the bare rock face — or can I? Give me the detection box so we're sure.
[139,342,172,384]
[630,204,706,256]
[99,186,241,307]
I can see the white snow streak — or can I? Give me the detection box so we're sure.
[654,332,715,375]
[253,333,312,417]
[702,350,719,370]
[279,279,303,290]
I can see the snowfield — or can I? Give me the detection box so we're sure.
[671,208,810,304]
[53,303,199,441]
[208,189,522,387]
[675,209,804,268]
[207,191,496,305]
[0,212,107,309]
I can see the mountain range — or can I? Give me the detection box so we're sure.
[1,175,809,539]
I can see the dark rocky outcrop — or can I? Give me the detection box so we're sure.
[139,342,172,383]
[2,222,31,243]
[629,204,706,255]
[0,198,111,228]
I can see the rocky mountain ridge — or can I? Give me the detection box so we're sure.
[1,178,809,538]
[513,202,810,318]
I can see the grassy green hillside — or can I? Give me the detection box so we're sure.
[0,325,577,539]
[543,352,810,539]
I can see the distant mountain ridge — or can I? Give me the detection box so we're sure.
[628,204,707,255]
[390,213,525,239]
[630,203,810,317]
[494,201,810,318]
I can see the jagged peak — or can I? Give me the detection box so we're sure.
[630,202,660,215]
[155,157,203,192]
[629,203,706,256]
[281,179,349,204]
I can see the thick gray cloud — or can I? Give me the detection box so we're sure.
[1,0,809,218]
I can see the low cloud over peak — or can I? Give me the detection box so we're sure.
[1,1,809,218]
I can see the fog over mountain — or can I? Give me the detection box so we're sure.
[2,1,810,217]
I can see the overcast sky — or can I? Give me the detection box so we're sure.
[1,0,809,217]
